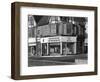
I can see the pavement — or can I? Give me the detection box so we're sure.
[28,54,88,67]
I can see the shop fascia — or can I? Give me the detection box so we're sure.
[28,36,77,44]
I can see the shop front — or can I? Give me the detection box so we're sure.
[28,36,77,57]
[41,36,77,56]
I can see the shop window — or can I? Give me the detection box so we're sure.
[49,45,60,54]
[62,42,74,55]
[28,46,36,56]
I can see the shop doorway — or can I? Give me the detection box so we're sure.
[42,43,47,56]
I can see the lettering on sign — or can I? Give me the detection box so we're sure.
[49,37,60,42]
[61,37,76,42]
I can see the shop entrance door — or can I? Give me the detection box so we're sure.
[42,43,47,56]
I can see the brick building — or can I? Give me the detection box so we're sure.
[28,15,87,56]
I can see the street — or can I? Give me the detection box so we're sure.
[28,54,87,67]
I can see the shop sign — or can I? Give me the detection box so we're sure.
[41,38,48,43]
[49,37,60,43]
[61,37,76,42]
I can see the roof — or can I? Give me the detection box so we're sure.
[33,16,50,26]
